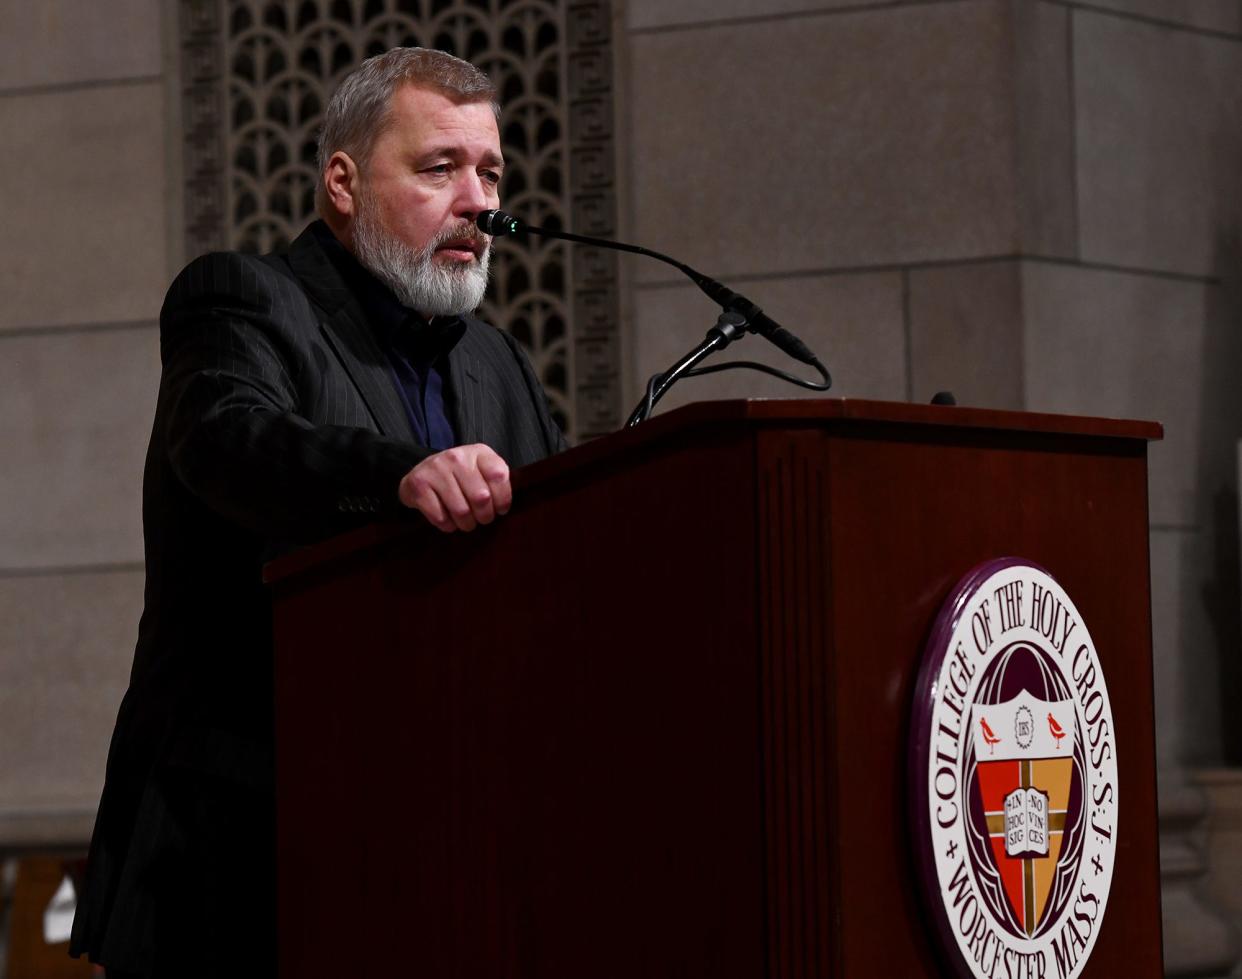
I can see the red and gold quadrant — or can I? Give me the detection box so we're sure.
[977,758,1073,935]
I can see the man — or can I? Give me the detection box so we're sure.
[71,48,566,977]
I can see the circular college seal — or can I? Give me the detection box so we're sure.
[910,559,1118,979]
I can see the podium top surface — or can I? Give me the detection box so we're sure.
[619,397,1162,440]
[264,398,1161,585]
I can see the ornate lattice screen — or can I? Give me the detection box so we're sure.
[179,0,622,439]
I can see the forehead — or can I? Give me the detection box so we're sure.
[378,83,500,156]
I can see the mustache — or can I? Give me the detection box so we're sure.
[431,221,491,254]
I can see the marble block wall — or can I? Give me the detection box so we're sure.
[0,1,176,848]
[619,0,1242,968]
[621,0,1242,755]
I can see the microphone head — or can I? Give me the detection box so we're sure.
[477,209,521,236]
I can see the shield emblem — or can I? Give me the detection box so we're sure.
[972,690,1075,936]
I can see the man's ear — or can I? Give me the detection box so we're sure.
[323,151,360,217]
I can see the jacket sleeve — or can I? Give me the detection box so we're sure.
[157,251,429,540]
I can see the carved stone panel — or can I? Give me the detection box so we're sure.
[179,0,623,439]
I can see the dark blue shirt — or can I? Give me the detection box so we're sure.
[311,221,462,451]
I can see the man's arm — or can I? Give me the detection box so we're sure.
[160,252,505,539]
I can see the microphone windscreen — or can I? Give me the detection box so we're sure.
[477,210,519,236]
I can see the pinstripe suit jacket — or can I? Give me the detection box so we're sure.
[71,223,567,972]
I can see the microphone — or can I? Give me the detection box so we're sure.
[477,209,521,237]
[476,209,819,367]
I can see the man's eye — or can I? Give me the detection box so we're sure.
[482,170,502,185]
[426,163,452,175]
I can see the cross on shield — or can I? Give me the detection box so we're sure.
[972,691,1076,936]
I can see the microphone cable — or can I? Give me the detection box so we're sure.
[477,209,832,425]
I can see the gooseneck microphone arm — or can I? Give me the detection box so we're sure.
[480,209,696,283]
[477,209,832,425]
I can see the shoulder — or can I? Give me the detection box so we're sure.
[163,249,311,321]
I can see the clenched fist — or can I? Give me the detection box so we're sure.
[398,444,512,532]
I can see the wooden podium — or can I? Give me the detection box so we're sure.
[266,400,1164,977]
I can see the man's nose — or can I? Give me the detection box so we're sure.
[456,171,497,220]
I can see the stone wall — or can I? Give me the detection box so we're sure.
[0,1,176,847]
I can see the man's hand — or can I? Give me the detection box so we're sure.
[397,444,512,532]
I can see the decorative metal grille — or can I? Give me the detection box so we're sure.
[179,0,623,439]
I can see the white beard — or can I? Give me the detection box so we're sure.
[352,194,491,317]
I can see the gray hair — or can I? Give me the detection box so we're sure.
[315,47,498,215]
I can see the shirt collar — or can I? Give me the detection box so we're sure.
[310,220,467,363]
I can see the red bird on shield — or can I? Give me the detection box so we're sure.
[980,717,1001,754]
[1048,713,1066,749]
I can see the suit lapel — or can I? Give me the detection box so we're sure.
[286,226,413,440]
[448,342,484,445]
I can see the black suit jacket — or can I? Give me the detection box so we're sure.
[71,224,567,973]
